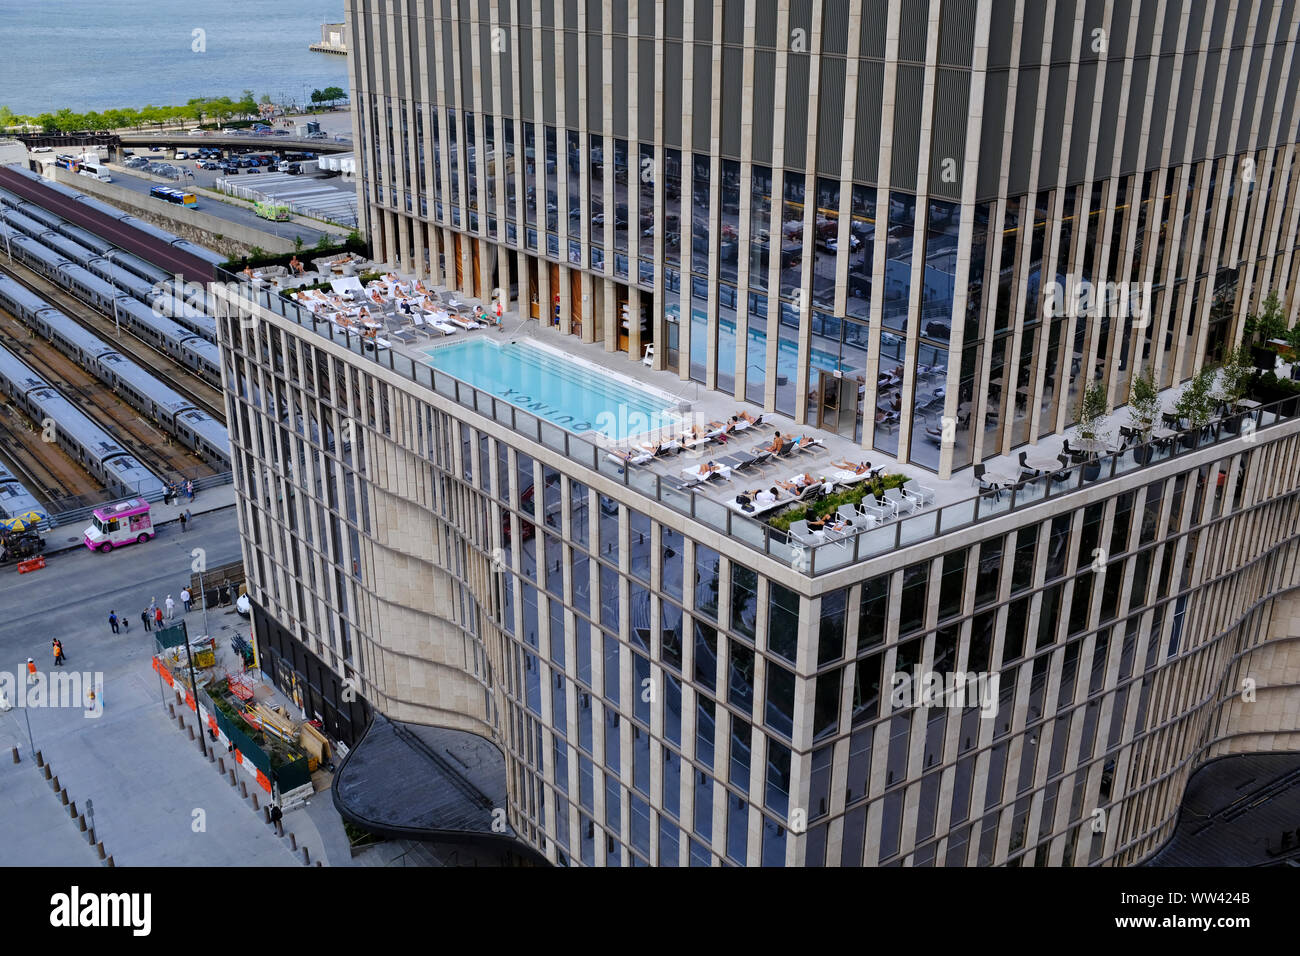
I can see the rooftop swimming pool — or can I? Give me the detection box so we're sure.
[423,339,679,441]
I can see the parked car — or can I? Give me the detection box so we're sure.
[286,163,304,175]
[245,166,262,174]
[30,146,53,153]
[187,128,205,136]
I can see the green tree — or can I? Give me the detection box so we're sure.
[1076,379,1109,443]
[236,90,258,117]
[310,89,324,106]
[1242,291,1286,345]
[1218,345,1255,407]
[1128,368,1160,441]
[0,105,17,130]
[322,86,345,106]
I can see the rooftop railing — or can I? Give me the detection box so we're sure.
[224,269,1300,577]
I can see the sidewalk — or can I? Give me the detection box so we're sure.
[0,753,103,866]
[45,482,237,557]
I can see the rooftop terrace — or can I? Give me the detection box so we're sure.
[224,266,1300,577]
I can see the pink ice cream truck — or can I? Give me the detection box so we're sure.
[84,498,153,553]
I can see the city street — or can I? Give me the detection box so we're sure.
[0,509,303,866]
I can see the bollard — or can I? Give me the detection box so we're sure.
[275,820,283,837]
[218,757,225,774]
[289,832,297,851]
[301,847,310,865]
[86,827,95,844]
[42,764,51,780]
[96,842,105,860]
[168,703,175,718]
[34,750,43,768]
[263,806,272,824]
[208,750,215,763]
[177,715,185,731]
[315,861,322,867]
[251,794,259,811]
[240,781,248,798]
[228,770,237,787]
[51,775,59,791]
[187,726,195,740]
[105,856,114,868]
[78,814,86,832]
[11,746,19,764]
[60,789,68,806]
[68,800,77,818]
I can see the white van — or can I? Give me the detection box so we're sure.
[78,163,112,182]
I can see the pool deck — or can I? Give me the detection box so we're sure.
[325,268,1282,565]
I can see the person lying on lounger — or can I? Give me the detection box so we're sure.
[738,411,765,426]
[687,461,722,479]
[806,513,828,531]
[777,473,817,492]
[833,460,873,475]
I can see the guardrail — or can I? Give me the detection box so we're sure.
[39,471,234,530]
[220,267,1300,577]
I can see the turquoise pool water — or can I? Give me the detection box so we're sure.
[423,339,677,441]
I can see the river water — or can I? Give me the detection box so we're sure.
[0,0,350,115]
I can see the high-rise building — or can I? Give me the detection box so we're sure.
[215,0,1300,866]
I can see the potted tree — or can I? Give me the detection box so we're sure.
[1076,379,1109,479]
[1217,345,1254,433]
[1173,367,1216,448]
[1128,369,1159,464]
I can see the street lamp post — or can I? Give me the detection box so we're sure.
[176,619,208,758]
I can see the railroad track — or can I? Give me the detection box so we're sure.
[0,258,226,422]
[0,402,96,507]
[0,311,215,485]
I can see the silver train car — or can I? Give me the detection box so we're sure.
[0,458,44,520]
[0,196,216,342]
[0,273,230,468]
[4,230,222,386]
[3,167,226,266]
[0,344,163,498]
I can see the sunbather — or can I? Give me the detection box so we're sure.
[777,473,817,492]
[739,411,765,426]
[764,432,786,454]
[833,460,873,475]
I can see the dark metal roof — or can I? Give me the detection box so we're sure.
[1145,752,1300,866]
[331,712,543,858]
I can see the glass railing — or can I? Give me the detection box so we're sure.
[219,269,1300,578]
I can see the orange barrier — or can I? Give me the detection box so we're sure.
[16,556,45,573]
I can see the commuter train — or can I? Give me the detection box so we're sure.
[0,197,217,343]
[0,273,230,468]
[1,165,228,268]
[0,223,222,387]
[0,344,163,498]
[0,457,44,520]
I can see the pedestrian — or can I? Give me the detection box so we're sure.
[154,606,163,628]
[186,480,194,501]
[141,609,152,631]
[180,512,187,533]
[121,611,129,632]
[181,587,192,613]
[53,639,65,667]
[184,508,192,529]
[165,595,175,620]
[26,658,36,680]
[108,610,119,634]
